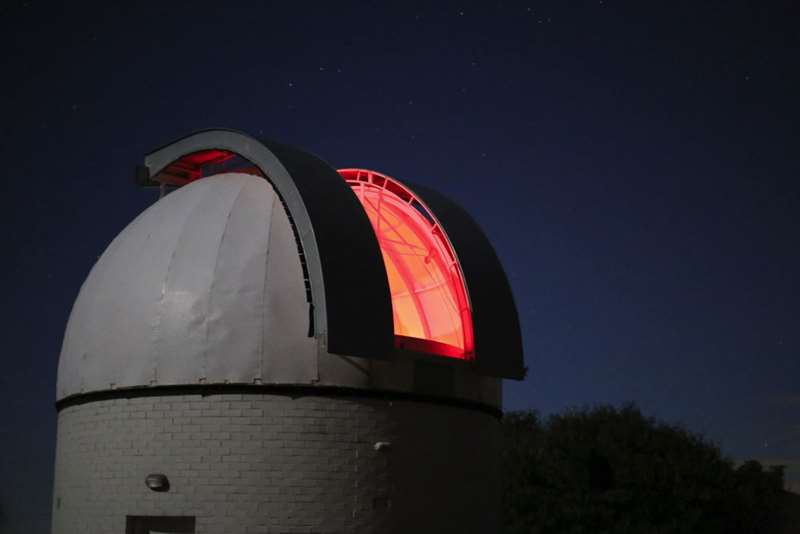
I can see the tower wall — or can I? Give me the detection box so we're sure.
[52,391,500,534]
[53,133,524,533]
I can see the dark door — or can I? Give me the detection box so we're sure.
[125,516,195,534]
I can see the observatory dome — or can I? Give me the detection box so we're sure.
[52,131,525,534]
[57,173,316,400]
[57,129,523,410]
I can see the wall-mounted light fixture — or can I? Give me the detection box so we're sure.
[145,473,170,492]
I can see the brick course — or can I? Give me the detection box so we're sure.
[52,392,500,534]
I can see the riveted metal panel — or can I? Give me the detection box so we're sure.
[203,176,274,383]
[153,176,246,384]
[58,176,203,396]
[57,174,317,399]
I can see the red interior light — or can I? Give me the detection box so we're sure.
[339,169,474,359]
[154,150,260,186]
[179,149,236,167]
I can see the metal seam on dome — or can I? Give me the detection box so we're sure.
[259,191,277,380]
[144,140,320,340]
[202,178,249,383]
[149,181,210,385]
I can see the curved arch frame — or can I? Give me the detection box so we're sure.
[338,168,475,359]
[143,129,394,359]
[405,182,526,379]
[141,129,524,379]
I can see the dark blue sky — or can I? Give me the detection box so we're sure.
[1,1,798,530]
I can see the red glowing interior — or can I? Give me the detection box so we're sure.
[339,169,474,359]
[153,149,262,186]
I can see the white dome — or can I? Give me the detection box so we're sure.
[57,173,316,400]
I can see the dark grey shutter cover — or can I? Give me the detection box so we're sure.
[407,183,526,379]
[257,138,394,358]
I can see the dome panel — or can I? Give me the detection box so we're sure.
[57,173,316,400]
[153,175,250,384]
[203,175,275,382]
[143,131,396,360]
[59,177,205,396]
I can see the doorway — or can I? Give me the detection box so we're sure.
[125,516,195,534]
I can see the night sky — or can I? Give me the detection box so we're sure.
[1,1,798,531]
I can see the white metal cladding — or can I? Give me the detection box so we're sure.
[57,173,317,400]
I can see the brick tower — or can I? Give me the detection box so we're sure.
[52,130,524,534]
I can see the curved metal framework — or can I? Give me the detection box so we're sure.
[407,182,526,379]
[339,169,474,359]
[138,129,524,378]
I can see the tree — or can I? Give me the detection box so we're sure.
[502,404,786,534]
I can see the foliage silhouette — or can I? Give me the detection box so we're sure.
[502,404,786,534]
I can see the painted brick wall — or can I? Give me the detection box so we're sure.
[52,392,500,534]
